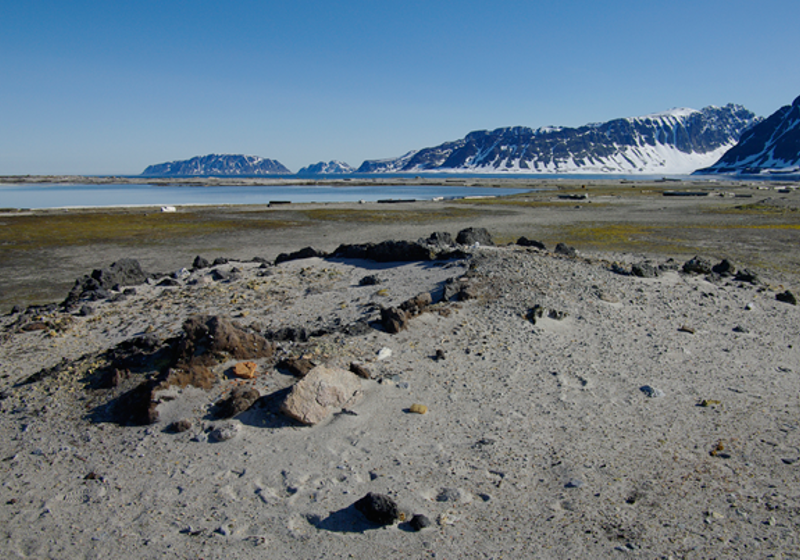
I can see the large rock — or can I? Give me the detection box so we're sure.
[682,256,713,275]
[274,246,328,265]
[63,258,149,309]
[332,240,435,262]
[178,315,274,364]
[456,227,494,246]
[280,365,363,425]
[381,306,409,334]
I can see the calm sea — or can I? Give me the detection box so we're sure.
[0,183,534,209]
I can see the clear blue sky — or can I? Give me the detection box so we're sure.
[1,0,798,175]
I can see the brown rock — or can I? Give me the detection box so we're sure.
[349,361,372,379]
[280,365,363,425]
[277,357,316,378]
[178,315,274,363]
[216,386,260,418]
[232,361,258,379]
[162,364,216,391]
[381,306,408,334]
[400,292,433,316]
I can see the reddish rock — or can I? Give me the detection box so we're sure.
[232,361,258,379]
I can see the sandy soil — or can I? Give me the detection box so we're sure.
[1,179,800,558]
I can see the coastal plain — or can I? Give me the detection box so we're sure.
[1,177,800,558]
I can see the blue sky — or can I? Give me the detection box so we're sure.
[1,0,798,175]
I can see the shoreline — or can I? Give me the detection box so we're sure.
[1,178,799,313]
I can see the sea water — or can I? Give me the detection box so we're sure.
[0,183,534,209]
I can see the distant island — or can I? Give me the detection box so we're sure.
[142,154,290,176]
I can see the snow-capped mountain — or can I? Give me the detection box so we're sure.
[695,96,800,175]
[356,104,760,175]
[142,154,291,176]
[296,160,355,175]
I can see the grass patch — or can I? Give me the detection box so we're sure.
[705,203,800,216]
[0,210,301,253]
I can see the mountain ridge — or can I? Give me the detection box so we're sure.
[354,104,760,175]
[695,95,800,175]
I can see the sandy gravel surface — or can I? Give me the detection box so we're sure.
[2,232,800,558]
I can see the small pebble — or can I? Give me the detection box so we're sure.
[377,347,392,361]
[409,404,427,414]
[565,478,583,489]
[640,385,665,398]
[409,514,431,531]
[209,423,240,442]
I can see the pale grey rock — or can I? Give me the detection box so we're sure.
[280,365,363,425]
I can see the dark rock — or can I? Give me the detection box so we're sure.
[353,492,400,525]
[434,349,446,361]
[333,240,435,262]
[526,305,545,324]
[212,257,229,266]
[456,227,494,246]
[210,269,231,282]
[167,419,193,433]
[216,386,260,418]
[712,259,736,276]
[192,256,210,269]
[349,362,372,379]
[380,307,408,334]
[659,259,681,272]
[78,305,94,317]
[157,277,181,287]
[408,514,432,531]
[91,259,148,290]
[443,277,480,301]
[114,381,159,426]
[177,315,274,364]
[420,231,454,247]
[266,327,310,342]
[554,243,577,257]
[359,275,380,286]
[734,269,760,284]
[682,256,713,275]
[516,237,546,250]
[341,320,372,336]
[277,357,316,378]
[777,290,797,305]
[275,247,327,265]
[399,292,433,316]
[631,263,660,278]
